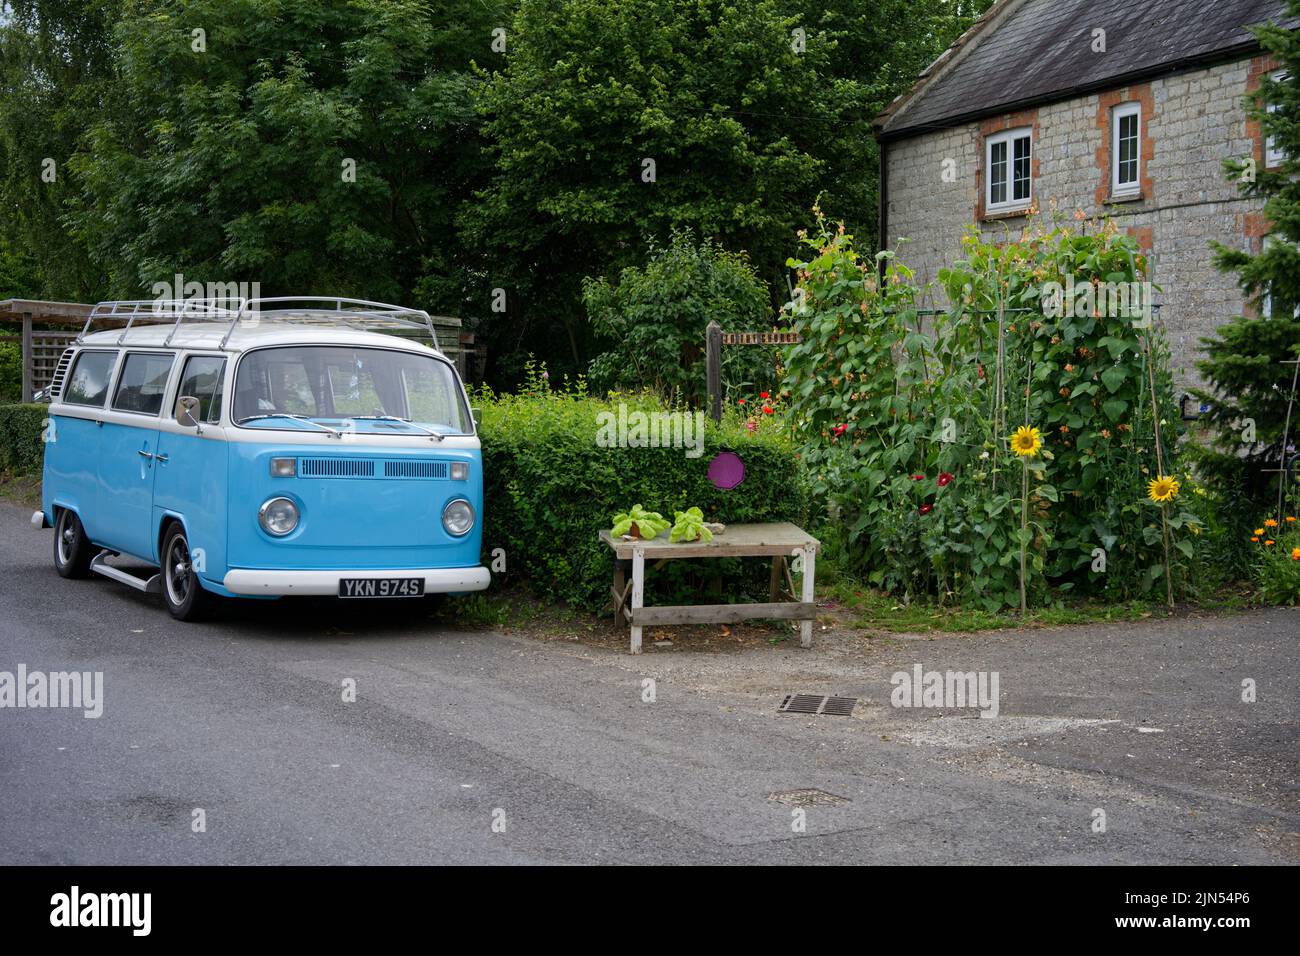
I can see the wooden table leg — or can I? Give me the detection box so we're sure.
[613,563,626,626]
[630,546,645,654]
[769,556,783,602]
[799,546,816,648]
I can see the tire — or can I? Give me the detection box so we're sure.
[160,523,214,621]
[53,509,94,579]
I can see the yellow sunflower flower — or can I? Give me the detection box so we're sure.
[1147,475,1179,503]
[1010,425,1042,458]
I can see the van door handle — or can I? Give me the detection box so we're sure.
[137,450,154,460]
[155,454,169,464]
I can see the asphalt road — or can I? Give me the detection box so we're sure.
[0,501,1295,864]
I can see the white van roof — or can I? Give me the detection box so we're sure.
[75,297,446,356]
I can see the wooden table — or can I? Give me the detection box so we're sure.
[598,522,820,654]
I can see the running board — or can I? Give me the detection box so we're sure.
[90,551,161,594]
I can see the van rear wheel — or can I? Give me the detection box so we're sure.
[161,524,213,621]
[53,509,94,579]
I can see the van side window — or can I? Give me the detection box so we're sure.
[112,353,175,416]
[63,351,118,407]
[177,356,227,423]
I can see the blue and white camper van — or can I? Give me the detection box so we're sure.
[34,297,489,620]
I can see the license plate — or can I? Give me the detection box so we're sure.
[338,577,425,598]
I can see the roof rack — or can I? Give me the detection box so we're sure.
[221,297,440,351]
[79,296,441,351]
[78,299,245,345]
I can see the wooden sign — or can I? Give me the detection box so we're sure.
[721,331,802,345]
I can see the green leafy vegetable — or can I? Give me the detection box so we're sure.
[669,507,713,543]
[611,504,670,540]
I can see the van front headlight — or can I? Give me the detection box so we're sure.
[259,497,299,536]
[442,499,474,536]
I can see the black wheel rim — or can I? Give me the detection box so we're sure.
[57,514,76,566]
[165,537,191,606]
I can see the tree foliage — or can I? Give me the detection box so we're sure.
[584,230,772,403]
[1198,1,1300,500]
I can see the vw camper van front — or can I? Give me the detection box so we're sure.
[39,298,490,621]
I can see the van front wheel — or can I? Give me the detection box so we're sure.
[53,509,94,579]
[161,524,213,621]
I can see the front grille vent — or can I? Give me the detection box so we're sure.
[297,457,451,479]
[300,457,376,478]
[384,460,448,479]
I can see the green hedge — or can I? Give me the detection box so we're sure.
[478,390,812,611]
[0,403,46,474]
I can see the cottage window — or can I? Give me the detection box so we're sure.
[1112,103,1141,196]
[1266,71,1288,169]
[986,128,1032,212]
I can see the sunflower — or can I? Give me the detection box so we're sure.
[1010,425,1042,458]
[1147,475,1180,503]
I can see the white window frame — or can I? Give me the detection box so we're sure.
[1111,102,1142,196]
[1262,235,1299,319]
[1266,70,1288,169]
[985,127,1033,213]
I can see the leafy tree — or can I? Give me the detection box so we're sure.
[0,0,120,300]
[584,230,771,403]
[465,0,984,378]
[1197,3,1300,501]
[58,0,497,314]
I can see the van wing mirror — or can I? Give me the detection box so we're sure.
[175,395,202,428]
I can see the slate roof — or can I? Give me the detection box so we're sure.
[877,0,1299,140]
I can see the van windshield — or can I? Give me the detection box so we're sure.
[233,346,471,434]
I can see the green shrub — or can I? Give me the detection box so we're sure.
[0,403,47,474]
[476,371,812,611]
[584,230,778,404]
[0,341,21,404]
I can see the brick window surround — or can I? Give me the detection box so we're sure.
[976,109,1039,221]
[1095,84,1155,206]
[1247,53,1283,170]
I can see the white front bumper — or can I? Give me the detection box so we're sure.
[223,566,491,596]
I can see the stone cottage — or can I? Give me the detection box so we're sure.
[873,0,1297,395]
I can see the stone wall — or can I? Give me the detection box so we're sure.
[883,55,1278,394]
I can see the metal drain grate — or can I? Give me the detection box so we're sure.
[778,694,857,716]
[768,788,851,807]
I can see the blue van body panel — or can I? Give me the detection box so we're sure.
[225,440,484,572]
[42,414,100,533]
[152,431,229,588]
[95,420,162,560]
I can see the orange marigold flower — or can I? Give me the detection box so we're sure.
[1251,536,1260,542]
[1291,547,1300,561]
[1265,539,1275,546]
[1265,519,1278,527]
